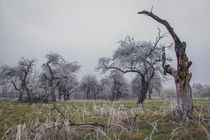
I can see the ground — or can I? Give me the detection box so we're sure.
[0,98,210,140]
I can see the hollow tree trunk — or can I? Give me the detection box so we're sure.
[138,10,193,118]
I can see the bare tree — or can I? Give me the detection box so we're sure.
[40,53,64,102]
[97,33,167,105]
[98,78,112,99]
[148,76,163,99]
[131,73,163,99]
[138,10,193,118]
[108,70,129,100]
[0,57,36,102]
[80,75,100,100]
[56,62,80,100]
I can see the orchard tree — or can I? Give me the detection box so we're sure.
[80,75,100,100]
[98,77,116,99]
[148,75,163,99]
[131,73,163,99]
[40,53,64,102]
[138,10,193,118]
[97,32,168,105]
[56,62,80,100]
[0,57,36,102]
[108,70,129,100]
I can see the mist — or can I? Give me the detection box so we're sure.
[1,0,210,87]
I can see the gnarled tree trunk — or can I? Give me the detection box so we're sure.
[138,10,193,118]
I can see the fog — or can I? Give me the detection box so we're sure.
[0,0,210,87]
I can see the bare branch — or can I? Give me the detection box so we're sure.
[138,10,181,46]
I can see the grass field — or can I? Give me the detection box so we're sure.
[0,98,210,140]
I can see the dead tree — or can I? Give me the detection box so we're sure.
[138,10,193,118]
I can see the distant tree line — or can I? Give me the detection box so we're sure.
[1,35,208,106]
[0,48,163,103]
[192,83,210,97]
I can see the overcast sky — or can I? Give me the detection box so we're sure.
[0,0,210,87]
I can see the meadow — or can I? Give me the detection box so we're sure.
[0,98,210,140]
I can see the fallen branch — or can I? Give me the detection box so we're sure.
[51,102,107,130]
[69,122,107,130]
[51,102,65,118]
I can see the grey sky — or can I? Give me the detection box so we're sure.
[0,0,210,87]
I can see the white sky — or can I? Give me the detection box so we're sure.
[0,0,210,87]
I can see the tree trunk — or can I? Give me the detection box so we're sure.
[86,90,90,100]
[25,87,32,103]
[19,91,23,101]
[64,93,67,100]
[94,93,96,100]
[63,90,67,101]
[138,10,193,118]
[175,79,193,118]
[26,92,32,103]
[111,91,117,101]
[148,87,152,99]
[66,94,70,100]
[51,88,56,102]
[136,81,149,105]
[59,92,62,100]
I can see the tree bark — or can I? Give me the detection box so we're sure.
[175,80,193,118]
[138,10,193,118]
